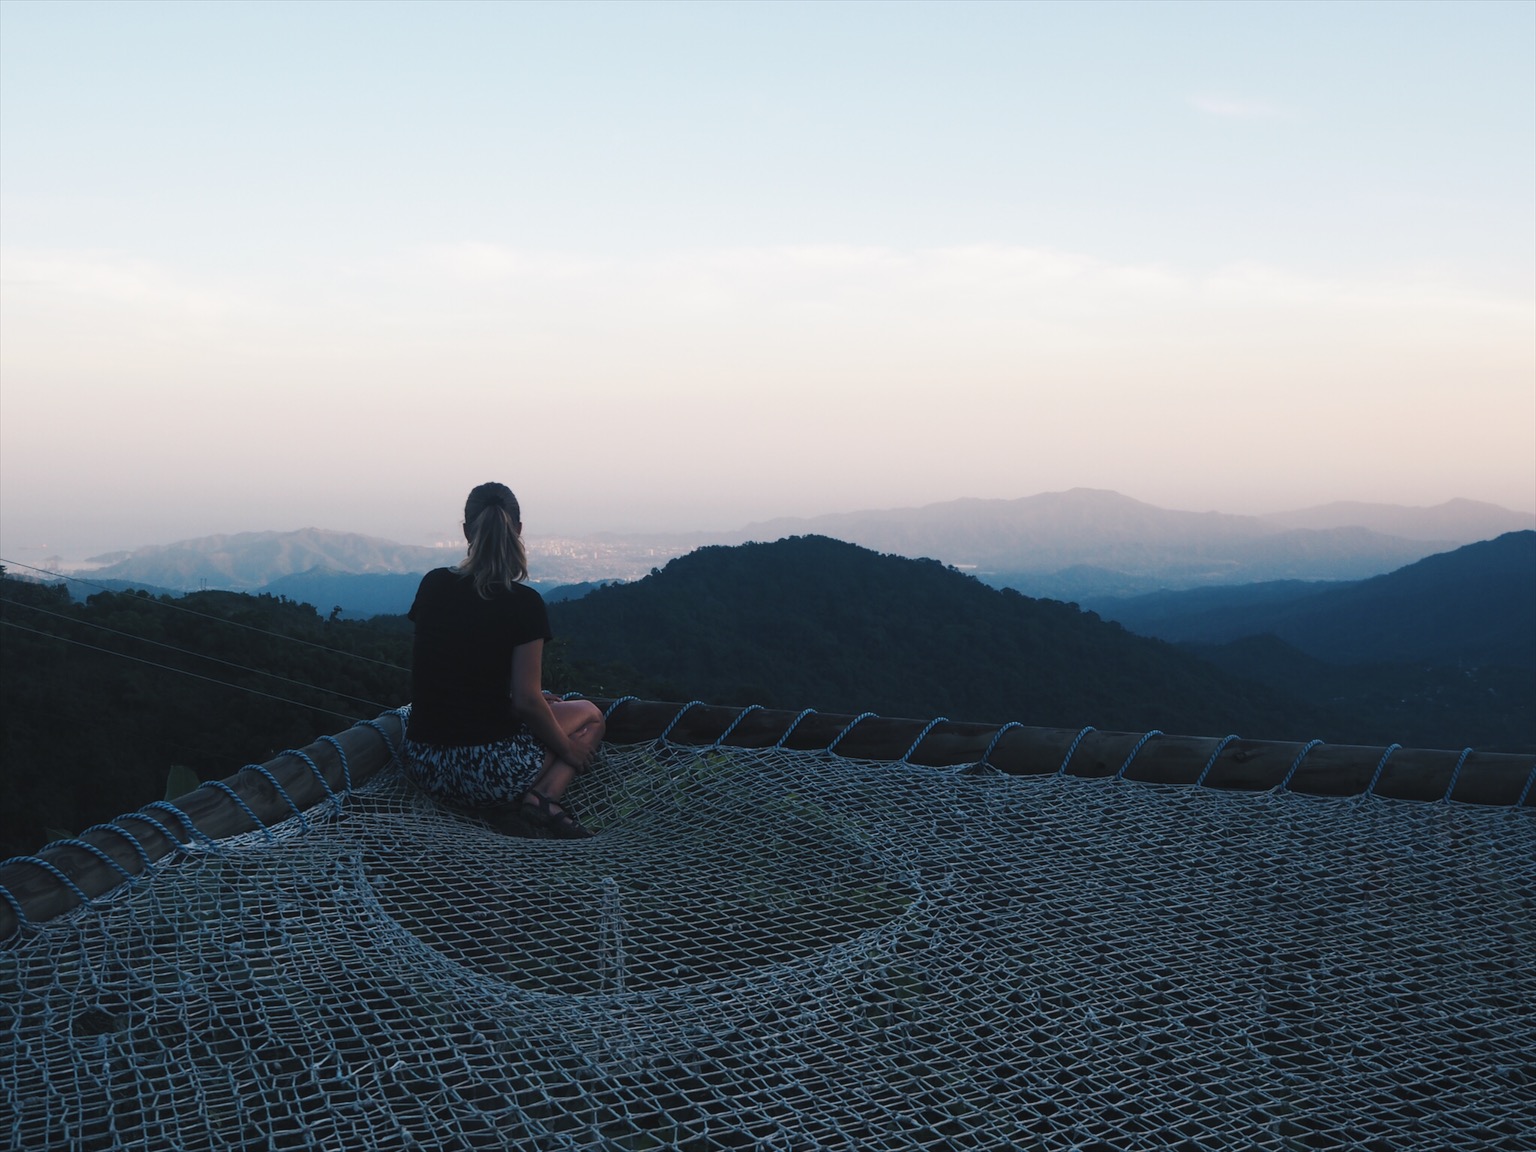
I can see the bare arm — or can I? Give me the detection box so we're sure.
[510,639,593,770]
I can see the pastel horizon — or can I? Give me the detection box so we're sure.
[3,3,1532,561]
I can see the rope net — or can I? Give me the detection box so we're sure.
[3,729,1533,1150]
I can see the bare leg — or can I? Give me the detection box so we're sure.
[525,699,606,809]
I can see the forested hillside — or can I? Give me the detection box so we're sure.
[1099,531,1536,666]
[549,536,1311,735]
[0,577,412,856]
[549,535,1533,753]
[6,533,1530,857]
[0,571,606,856]
[1189,635,1534,754]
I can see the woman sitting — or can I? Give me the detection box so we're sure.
[403,482,606,838]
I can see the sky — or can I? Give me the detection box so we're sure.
[2,0,1533,561]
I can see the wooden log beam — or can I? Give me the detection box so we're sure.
[0,712,404,942]
[591,698,1536,807]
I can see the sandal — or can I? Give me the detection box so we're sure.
[518,789,595,839]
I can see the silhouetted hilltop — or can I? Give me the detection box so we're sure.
[550,535,1306,737]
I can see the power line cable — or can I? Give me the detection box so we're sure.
[0,597,399,714]
[0,558,411,672]
[0,620,369,724]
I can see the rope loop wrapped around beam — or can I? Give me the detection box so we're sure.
[659,701,705,746]
[714,705,765,746]
[1115,730,1163,780]
[604,696,640,722]
[900,717,949,764]
[1058,727,1095,775]
[827,712,877,756]
[196,781,276,842]
[238,763,310,831]
[1519,760,1536,808]
[1195,735,1240,788]
[1278,740,1326,792]
[979,722,1023,769]
[79,823,155,874]
[774,709,818,749]
[138,800,226,853]
[1364,744,1402,798]
[314,737,354,802]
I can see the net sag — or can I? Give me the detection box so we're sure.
[3,735,1533,1150]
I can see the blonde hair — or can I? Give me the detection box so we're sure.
[458,482,528,597]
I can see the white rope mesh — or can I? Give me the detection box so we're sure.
[3,740,1533,1150]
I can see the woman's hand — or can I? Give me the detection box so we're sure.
[558,733,596,774]
[511,641,606,770]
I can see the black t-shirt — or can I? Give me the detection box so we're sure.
[407,567,552,745]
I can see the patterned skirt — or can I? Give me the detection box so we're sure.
[403,728,549,807]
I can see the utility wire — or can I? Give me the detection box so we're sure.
[0,620,369,724]
[0,596,399,714]
[0,557,411,672]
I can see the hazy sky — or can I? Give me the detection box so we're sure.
[2,0,1532,560]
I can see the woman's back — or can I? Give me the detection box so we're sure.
[407,567,551,745]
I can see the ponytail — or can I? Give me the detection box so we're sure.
[458,483,528,596]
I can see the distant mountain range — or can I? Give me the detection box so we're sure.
[736,490,1534,599]
[1257,498,1532,541]
[53,490,1534,611]
[75,528,455,591]
[1096,531,1536,669]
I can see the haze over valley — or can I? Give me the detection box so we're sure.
[33,488,1534,610]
